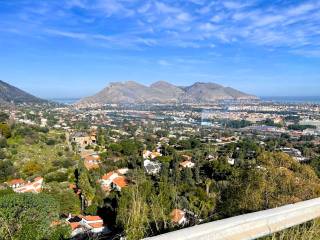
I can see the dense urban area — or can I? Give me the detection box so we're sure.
[1,100,320,240]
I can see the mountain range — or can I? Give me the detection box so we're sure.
[0,80,45,104]
[76,81,258,106]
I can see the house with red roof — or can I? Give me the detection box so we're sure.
[180,160,195,169]
[99,169,129,192]
[111,176,128,191]
[81,215,105,233]
[171,209,187,225]
[7,177,43,193]
[6,178,26,188]
[143,149,162,160]
[66,214,109,237]
[100,171,119,188]
[81,151,101,170]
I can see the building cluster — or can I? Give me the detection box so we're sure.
[99,168,129,192]
[6,177,44,193]
[66,214,108,237]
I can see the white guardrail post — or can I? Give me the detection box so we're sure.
[144,198,320,240]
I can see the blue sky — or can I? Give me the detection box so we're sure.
[0,0,320,98]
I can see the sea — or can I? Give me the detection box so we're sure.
[261,96,320,104]
[49,98,80,105]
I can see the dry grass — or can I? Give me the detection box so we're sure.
[261,219,320,240]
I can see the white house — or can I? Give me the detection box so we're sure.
[80,215,105,234]
[99,169,129,192]
[180,160,195,169]
[67,215,109,237]
[8,177,44,193]
[144,160,161,175]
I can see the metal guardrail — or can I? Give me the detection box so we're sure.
[144,198,320,240]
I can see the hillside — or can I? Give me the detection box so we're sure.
[76,81,258,106]
[0,80,46,104]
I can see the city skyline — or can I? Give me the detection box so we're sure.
[1,0,320,98]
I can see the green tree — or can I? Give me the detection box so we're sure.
[120,140,140,156]
[78,161,95,206]
[149,178,176,233]
[0,193,70,240]
[109,143,123,153]
[0,160,15,182]
[117,185,149,240]
[22,161,43,177]
[117,170,152,240]
[0,123,11,139]
[0,113,9,123]
[44,182,81,215]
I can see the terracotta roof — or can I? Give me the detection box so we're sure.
[82,215,102,222]
[151,151,161,157]
[84,155,100,161]
[180,160,194,167]
[171,209,185,224]
[88,222,104,229]
[102,171,117,180]
[84,161,100,170]
[69,222,81,230]
[13,177,43,193]
[34,177,43,182]
[24,188,34,193]
[7,179,25,185]
[33,183,41,188]
[80,149,95,158]
[112,176,128,188]
[182,155,192,161]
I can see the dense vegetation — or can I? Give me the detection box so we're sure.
[0,192,70,240]
[1,108,320,240]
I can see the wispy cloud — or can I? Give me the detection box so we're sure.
[158,59,171,66]
[45,29,87,40]
[45,28,157,49]
[290,48,320,57]
[1,0,320,56]
[222,1,252,10]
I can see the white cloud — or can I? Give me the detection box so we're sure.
[222,1,251,9]
[7,0,320,54]
[253,15,285,27]
[287,2,319,16]
[96,0,135,17]
[291,48,320,57]
[45,29,87,39]
[210,14,224,23]
[65,0,87,8]
[176,12,192,22]
[154,2,180,14]
[199,23,217,31]
[137,2,151,13]
[158,59,171,66]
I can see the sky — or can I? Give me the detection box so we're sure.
[0,0,320,99]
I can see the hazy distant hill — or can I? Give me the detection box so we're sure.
[76,81,258,106]
[0,80,45,104]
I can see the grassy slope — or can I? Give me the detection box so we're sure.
[7,130,76,177]
[260,219,320,240]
